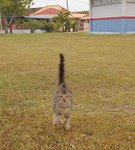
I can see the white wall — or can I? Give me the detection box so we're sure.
[12,29,45,34]
[13,30,31,34]
[91,3,121,18]
[126,3,135,16]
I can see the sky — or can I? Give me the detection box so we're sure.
[32,0,89,11]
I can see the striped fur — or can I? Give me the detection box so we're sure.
[52,54,72,129]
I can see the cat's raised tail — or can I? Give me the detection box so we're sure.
[59,53,65,85]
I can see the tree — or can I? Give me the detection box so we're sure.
[53,11,71,32]
[71,19,78,32]
[15,18,45,33]
[42,22,55,32]
[0,0,33,33]
[24,19,43,33]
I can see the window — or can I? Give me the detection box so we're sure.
[127,0,135,2]
[91,0,121,6]
[102,0,112,5]
[91,0,101,5]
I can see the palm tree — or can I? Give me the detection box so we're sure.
[54,11,71,32]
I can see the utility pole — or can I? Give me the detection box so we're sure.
[89,0,92,33]
[66,0,69,10]
[0,11,3,34]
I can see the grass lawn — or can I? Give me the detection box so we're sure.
[0,33,135,150]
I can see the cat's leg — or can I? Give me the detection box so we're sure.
[63,110,70,129]
[63,116,70,129]
[53,113,58,125]
[53,113,62,126]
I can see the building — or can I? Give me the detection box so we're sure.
[70,12,89,31]
[26,5,68,20]
[26,5,89,32]
[10,5,89,33]
[89,0,135,34]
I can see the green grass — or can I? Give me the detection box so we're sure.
[0,33,135,150]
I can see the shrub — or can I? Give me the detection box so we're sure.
[42,22,55,32]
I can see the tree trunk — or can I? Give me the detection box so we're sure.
[4,26,8,34]
[30,29,34,33]
[3,16,9,34]
[3,14,14,34]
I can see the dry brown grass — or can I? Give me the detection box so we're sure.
[0,33,135,150]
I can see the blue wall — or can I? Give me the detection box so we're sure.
[126,19,135,33]
[91,18,135,33]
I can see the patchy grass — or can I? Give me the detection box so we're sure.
[0,33,135,150]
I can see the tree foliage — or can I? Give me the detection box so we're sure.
[42,22,55,32]
[0,0,33,33]
[24,19,43,33]
[53,11,78,32]
[53,11,71,32]
[71,19,78,32]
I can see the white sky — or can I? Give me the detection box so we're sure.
[32,0,89,11]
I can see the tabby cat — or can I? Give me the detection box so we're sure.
[52,54,72,129]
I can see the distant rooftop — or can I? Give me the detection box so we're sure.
[27,5,68,17]
[25,5,89,20]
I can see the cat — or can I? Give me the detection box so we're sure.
[52,54,72,129]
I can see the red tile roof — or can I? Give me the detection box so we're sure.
[26,7,43,16]
[33,8,60,15]
[26,5,89,21]
[29,5,68,16]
